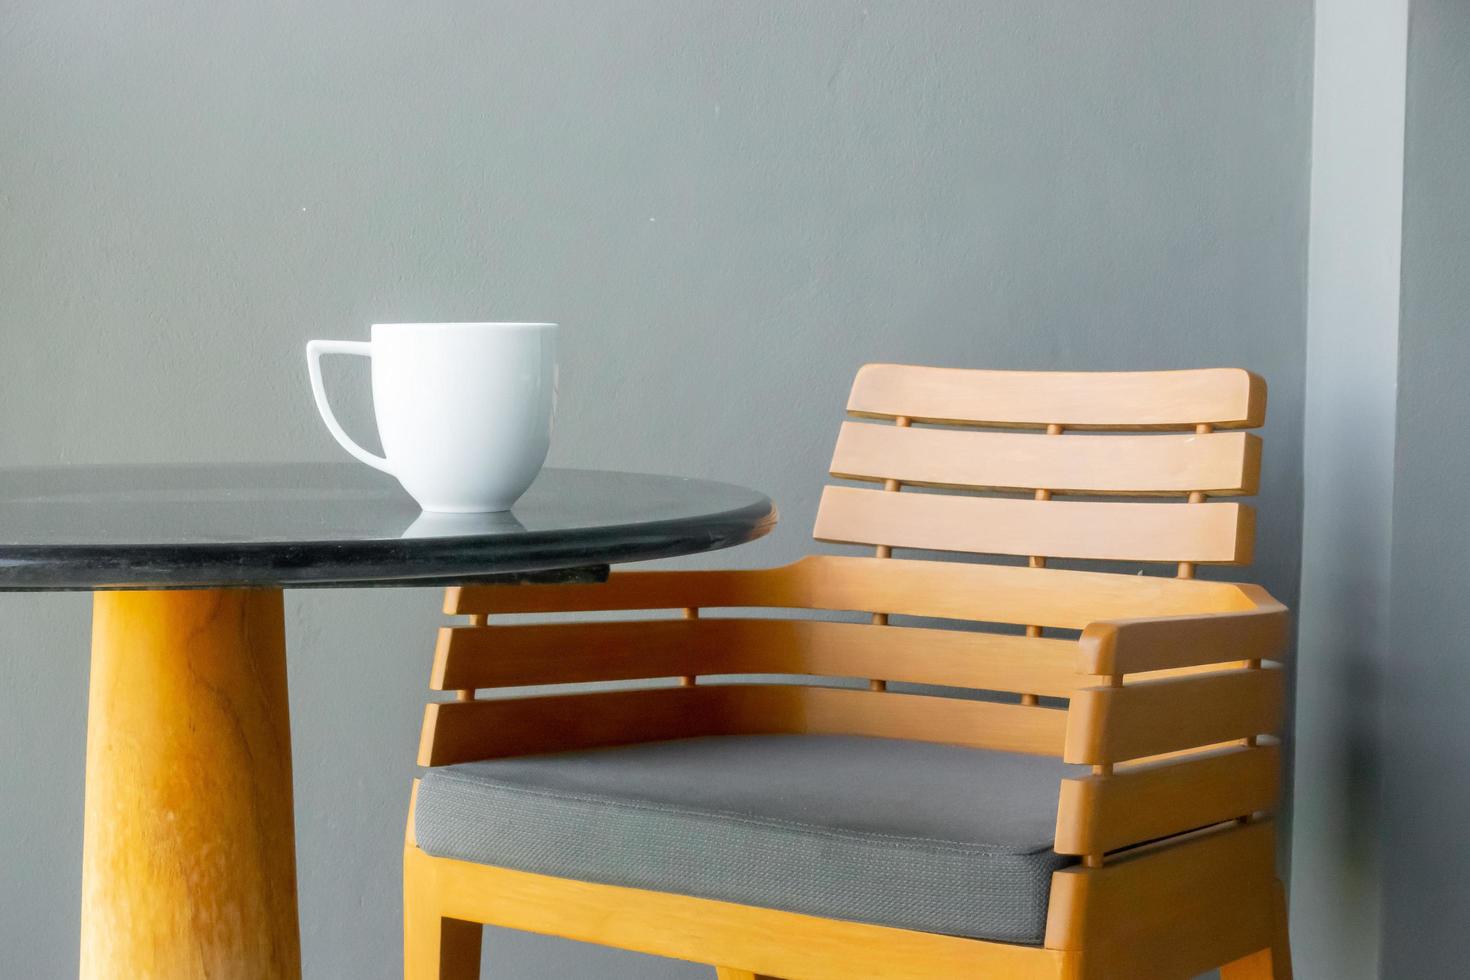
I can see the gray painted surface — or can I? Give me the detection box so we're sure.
[0,3,1311,977]
[1382,1,1470,976]
[1293,1,1405,976]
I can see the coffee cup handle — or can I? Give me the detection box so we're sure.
[305,339,394,475]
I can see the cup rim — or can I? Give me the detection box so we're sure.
[372,321,557,331]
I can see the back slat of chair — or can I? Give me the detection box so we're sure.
[814,488,1254,564]
[819,365,1265,569]
[831,423,1261,496]
[847,364,1265,430]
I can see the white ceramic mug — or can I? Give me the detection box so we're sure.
[306,322,556,512]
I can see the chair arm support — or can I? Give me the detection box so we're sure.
[1063,664,1283,765]
[1053,741,1281,855]
[1077,588,1288,676]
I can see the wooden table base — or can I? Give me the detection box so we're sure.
[80,589,302,979]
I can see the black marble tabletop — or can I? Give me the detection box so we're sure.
[0,464,777,590]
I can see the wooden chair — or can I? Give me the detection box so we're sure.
[404,365,1292,980]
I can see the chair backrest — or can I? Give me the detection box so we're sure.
[818,364,1265,575]
[422,365,1270,768]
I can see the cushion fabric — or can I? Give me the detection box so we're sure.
[414,733,1080,944]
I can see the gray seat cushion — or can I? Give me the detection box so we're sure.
[415,733,1080,944]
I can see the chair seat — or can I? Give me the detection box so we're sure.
[414,732,1080,944]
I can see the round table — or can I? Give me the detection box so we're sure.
[0,463,775,979]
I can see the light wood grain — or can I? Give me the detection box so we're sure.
[815,486,1254,564]
[831,422,1262,495]
[1220,879,1294,980]
[432,618,1081,697]
[1079,599,1289,675]
[404,780,483,980]
[81,589,301,980]
[404,844,1074,980]
[1045,821,1279,979]
[1054,743,1280,855]
[448,555,1257,628]
[419,684,1069,766]
[847,364,1266,430]
[1064,666,1284,764]
[405,878,481,980]
[412,361,1290,979]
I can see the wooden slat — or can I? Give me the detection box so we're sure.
[447,555,1256,629]
[1079,602,1289,675]
[406,846,1071,980]
[1106,736,1269,769]
[433,617,1081,697]
[421,686,703,766]
[418,684,1068,766]
[831,422,1261,495]
[1063,666,1284,764]
[447,567,772,615]
[1045,820,1278,978]
[1220,881,1293,980]
[815,486,1255,564]
[1126,662,1257,684]
[848,364,1266,430]
[1054,743,1281,855]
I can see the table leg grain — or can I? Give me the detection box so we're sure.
[80,589,302,979]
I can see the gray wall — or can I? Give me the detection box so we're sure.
[1292,0,1405,975]
[0,3,1311,977]
[1381,1,1470,975]
[1295,2,1470,975]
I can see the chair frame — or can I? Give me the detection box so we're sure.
[404,365,1293,980]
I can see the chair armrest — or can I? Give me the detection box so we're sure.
[1056,586,1289,856]
[1076,585,1288,676]
[1065,591,1288,767]
[1066,587,1289,765]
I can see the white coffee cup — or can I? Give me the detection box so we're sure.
[306,322,556,512]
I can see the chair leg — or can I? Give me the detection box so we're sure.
[405,848,482,980]
[714,969,780,980]
[1220,879,1292,980]
[405,910,482,980]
